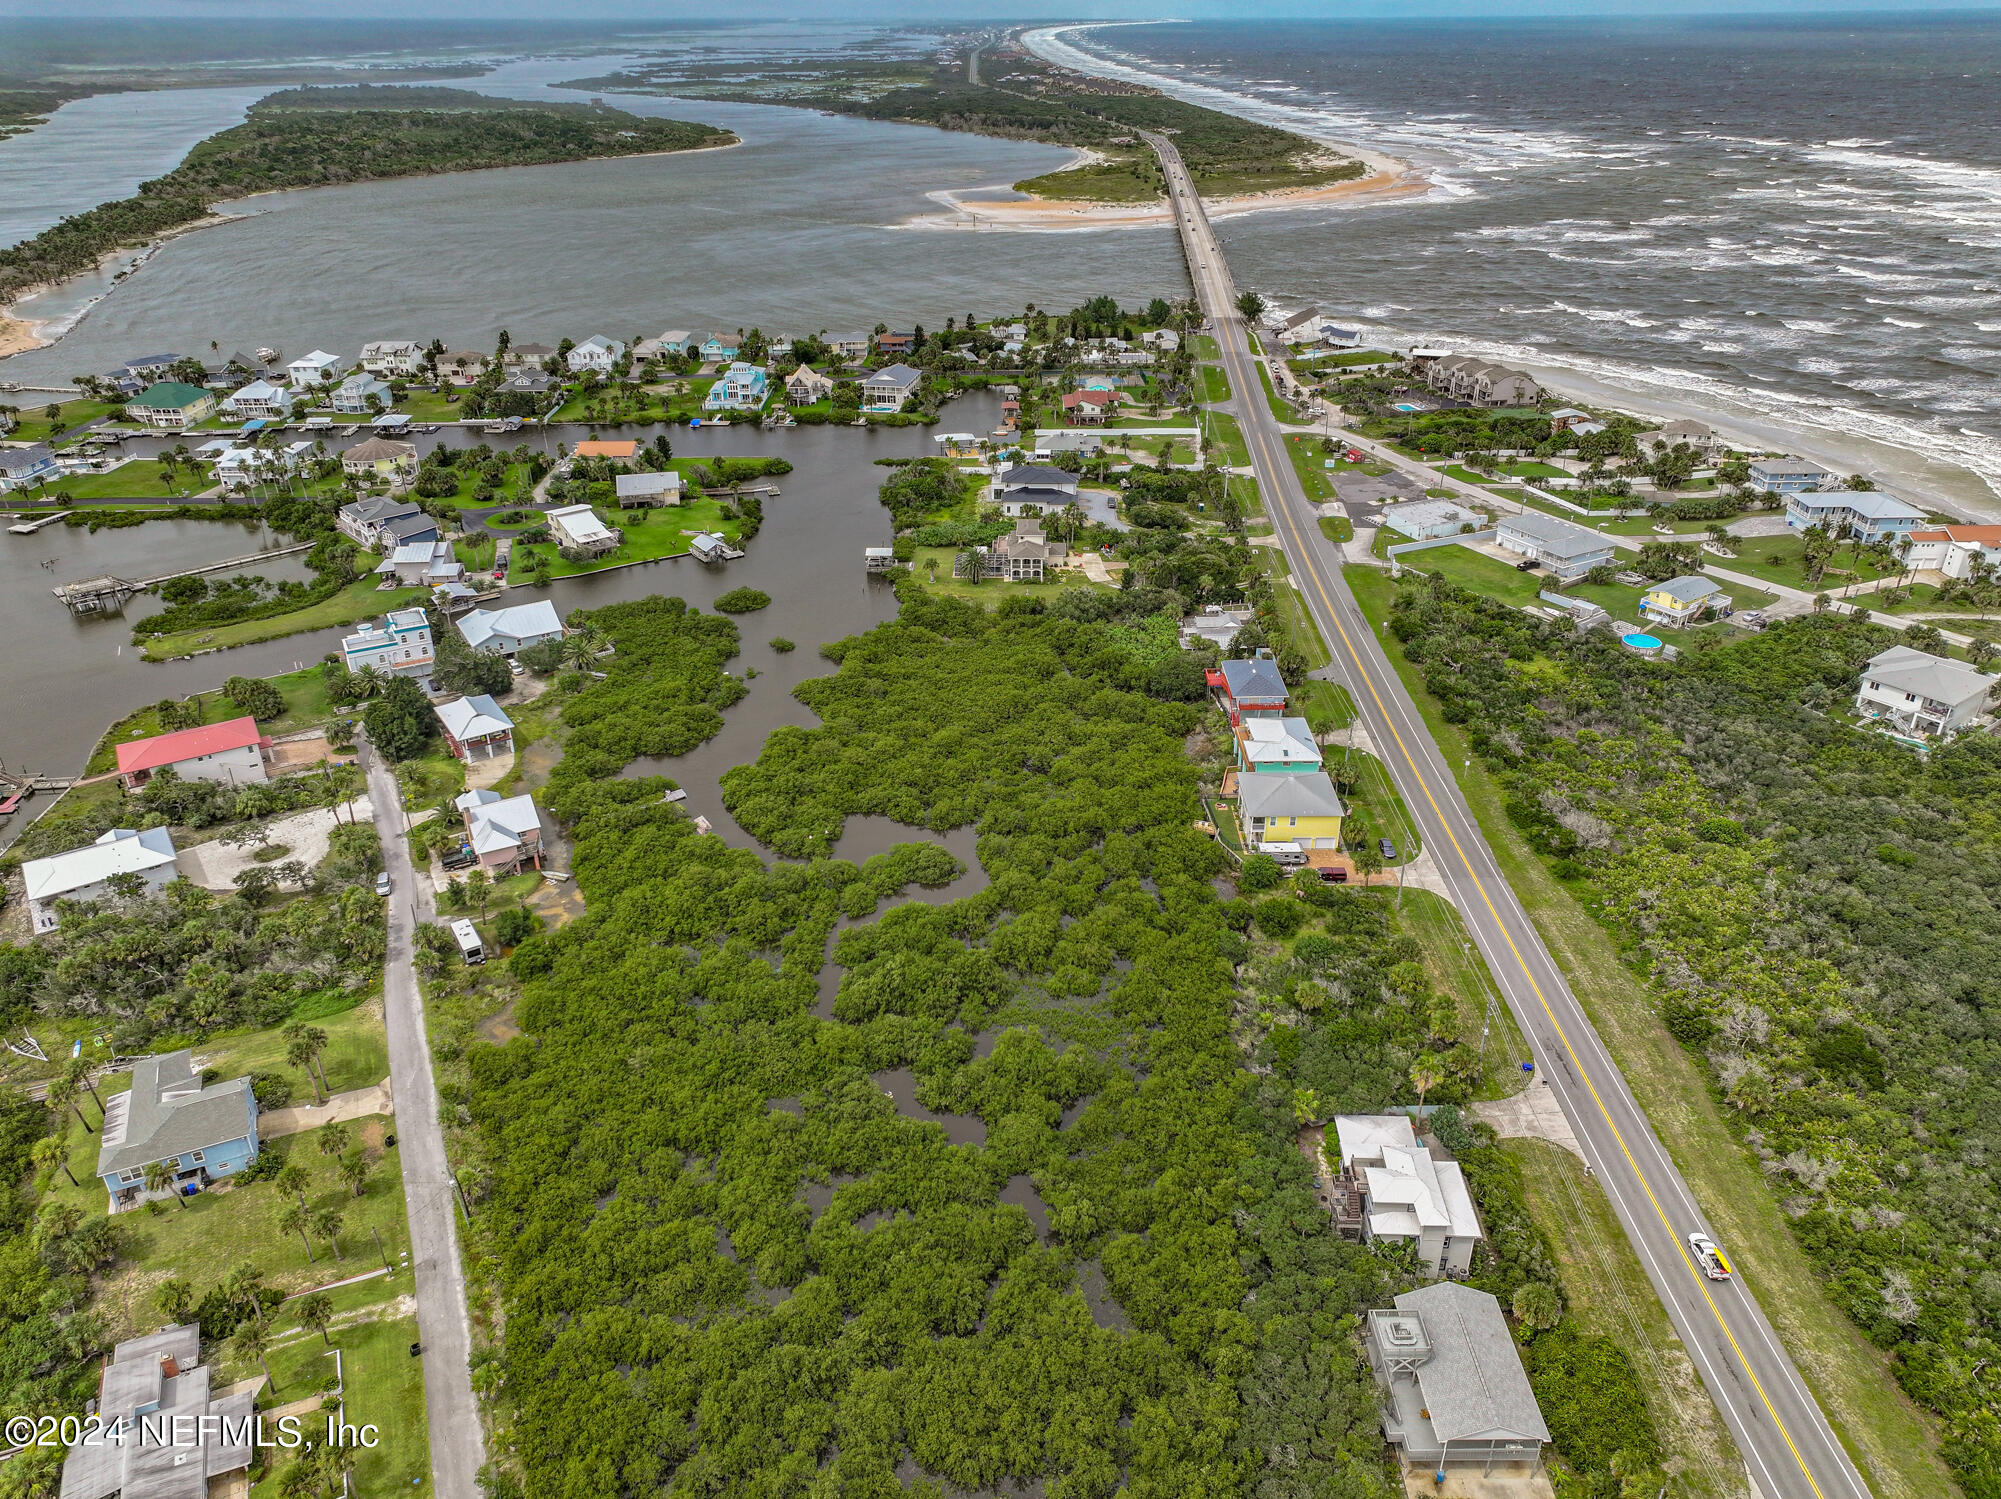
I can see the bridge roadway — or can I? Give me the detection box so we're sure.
[1142,129,1874,1499]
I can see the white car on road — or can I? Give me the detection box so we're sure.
[1688,1231,1733,1281]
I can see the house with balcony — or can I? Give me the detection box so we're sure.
[127,381,216,429]
[342,607,435,682]
[546,503,622,558]
[1639,573,1727,628]
[1855,644,1994,740]
[861,363,921,412]
[1783,487,1927,541]
[787,366,835,405]
[1493,512,1614,582]
[1236,771,1345,849]
[214,440,312,492]
[0,443,60,493]
[1212,652,1290,723]
[455,788,545,873]
[1333,1115,1483,1275]
[704,362,769,411]
[285,349,342,387]
[1364,1282,1548,1475]
[340,437,419,489]
[220,379,292,419]
[1747,457,1834,495]
[699,334,739,364]
[57,1321,257,1499]
[359,339,424,377]
[615,470,684,507]
[376,539,463,588]
[328,373,392,415]
[337,496,432,548]
[96,1050,258,1211]
[1236,716,1321,774]
[567,335,625,373]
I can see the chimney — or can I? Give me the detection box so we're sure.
[160,1354,180,1379]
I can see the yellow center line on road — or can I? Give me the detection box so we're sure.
[1240,374,1839,1499]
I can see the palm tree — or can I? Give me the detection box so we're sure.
[1409,1057,1444,1115]
[224,1262,266,1324]
[231,1319,277,1391]
[317,1122,350,1161]
[296,1291,336,1347]
[48,1074,94,1135]
[337,1151,370,1199]
[284,1024,331,1102]
[1512,1281,1563,1334]
[275,1163,311,1209]
[143,1158,178,1206]
[278,1201,316,1262]
[287,1037,327,1105]
[32,1133,78,1188]
[312,1207,345,1261]
[63,1057,104,1115]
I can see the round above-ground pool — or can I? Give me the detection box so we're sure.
[1622,632,1663,651]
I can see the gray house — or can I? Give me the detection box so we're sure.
[59,1324,256,1499]
[1365,1282,1550,1474]
[1493,512,1615,582]
[96,1051,259,1211]
[1855,644,1994,739]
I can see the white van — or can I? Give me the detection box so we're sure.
[1256,842,1308,867]
[450,918,485,965]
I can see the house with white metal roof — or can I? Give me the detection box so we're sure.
[545,503,622,559]
[455,788,544,872]
[1382,499,1481,541]
[1334,1115,1483,1275]
[458,600,564,656]
[435,694,515,761]
[614,470,683,506]
[1365,1281,1549,1473]
[22,828,180,935]
[1236,716,1322,774]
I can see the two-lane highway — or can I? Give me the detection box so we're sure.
[1142,130,1873,1499]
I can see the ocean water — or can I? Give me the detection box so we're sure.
[1035,15,2001,511]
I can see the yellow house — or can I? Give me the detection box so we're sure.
[1639,573,1727,628]
[1237,770,1345,849]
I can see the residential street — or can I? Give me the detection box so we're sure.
[358,735,486,1499]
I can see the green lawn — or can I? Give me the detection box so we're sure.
[396,753,468,814]
[44,459,215,501]
[1283,434,1339,501]
[907,546,1110,607]
[1342,564,1959,1499]
[1507,1140,1746,1498]
[85,666,338,775]
[1393,889,1530,1100]
[1714,534,1902,594]
[1198,365,1232,404]
[2,397,125,442]
[394,386,475,423]
[1189,334,1222,361]
[506,497,742,581]
[425,461,537,509]
[141,578,429,660]
[1329,743,1421,862]
[1400,542,1545,608]
[1205,412,1250,468]
[1317,515,1352,546]
[1292,679,1355,734]
[1229,475,1264,521]
[1258,548,1329,671]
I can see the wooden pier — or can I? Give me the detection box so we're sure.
[52,540,315,614]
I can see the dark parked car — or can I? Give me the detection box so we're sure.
[1378,837,1397,861]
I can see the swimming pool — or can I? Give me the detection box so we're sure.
[1622,632,1663,650]
[1393,402,1423,412]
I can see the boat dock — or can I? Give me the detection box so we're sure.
[7,512,71,535]
[52,540,316,614]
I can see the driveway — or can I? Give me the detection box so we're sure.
[357,734,486,1499]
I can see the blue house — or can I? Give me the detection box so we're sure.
[1746,458,1835,495]
[0,443,60,494]
[96,1050,259,1212]
[700,334,739,363]
[703,362,769,411]
[1783,488,1927,542]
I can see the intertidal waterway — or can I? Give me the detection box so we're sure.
[0,404,995,844]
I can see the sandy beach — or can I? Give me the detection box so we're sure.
[906,139,1428,233]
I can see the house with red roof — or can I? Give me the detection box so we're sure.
[1901,525,2001,581]
[1062,389,1116,426]
[116,716,270,792]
